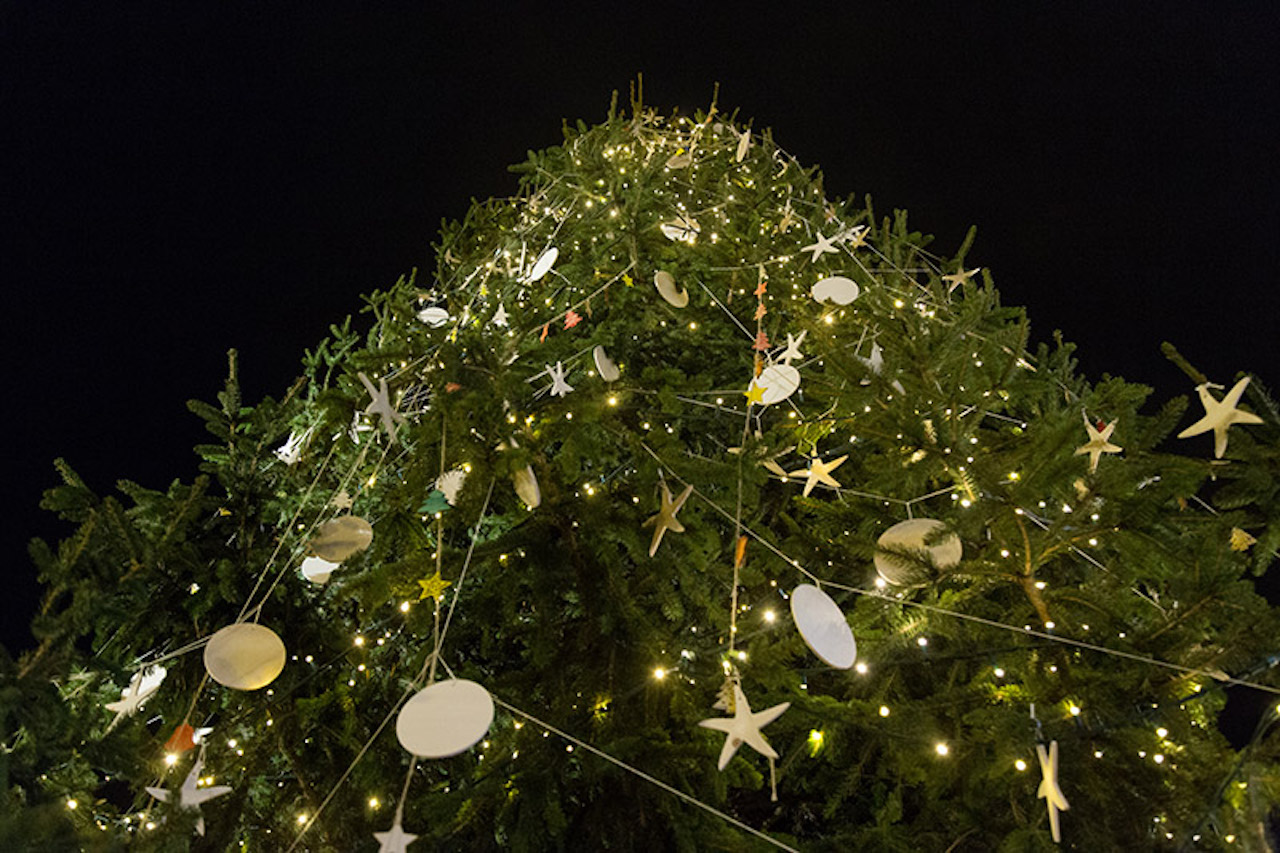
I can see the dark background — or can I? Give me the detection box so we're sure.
[3,3,1277,674]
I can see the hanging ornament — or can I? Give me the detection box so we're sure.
[416,306,451,327]
[164,722,213,754]
[665,147,693,169]
[1075,411,1122,473]
[436,468,467,505]
[144,753,233,837]
[755,362,801,405]
[357,372,406,441]
[790,584,857,669]
[743,380,766,406]
[300,555,340,585]
[653,270,689,308]
[788,454,847,497]
[374,818,419,853]
[942,267,981,293]
[643,481,694,556]
[524,246,559,283]
[513,464,541,509]
[698,682,790,770]
[417,571,452,603]
[659,214,699,243]
[330,490,354,511]
[309,515,374,562]
[490,303,510,327]
[800,231,841,263]
[104,664,167,725]
[592,345,621,382]
[874,518,962,586]
[273,428,311,465]
[395,679,495,758]
[810,276,859,305]
[778,330,807,364]
[546,362,574,397]
[1176,377,1263,458]
[1230,527,1257,551]
[564,309,583,329]
[733,126,751,162]
[1036,740,1070,843]
[857,342,906,394]
[203,623,286,691]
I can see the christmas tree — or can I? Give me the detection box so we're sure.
[8,90,1280,851]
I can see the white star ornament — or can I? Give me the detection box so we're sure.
[1036,740,1069,843]
[1177,377,1263,458]
[546,362,574,397]
[105,664,167,727]
[698,683,790,770]
[779,330,807,365]
[374,817,419,852]
[1075,412,1122,473]
[145,756,232,837]
[358,372,406,441]
[790,455,847,497]
[800,231,841,262]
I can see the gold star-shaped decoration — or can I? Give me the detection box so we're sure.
[743,381,766,406]
[1075,412,1122,473]
[417,571,452,603]
[789,454,848,497]
[643,482,694,557]
[1230,527,1257,551]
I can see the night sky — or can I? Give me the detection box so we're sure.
[4,5,1278,661]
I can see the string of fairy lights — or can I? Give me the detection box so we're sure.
[82,102,1278,848]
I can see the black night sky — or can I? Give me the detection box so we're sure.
[3,2,1278,688]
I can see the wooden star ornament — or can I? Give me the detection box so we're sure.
[358,373,406,441]
[145,754,232,837]
[374,815,419,852]
[1036,740,1070,843]
[1075,411,1122,473]
[1177,377,1263,458]
[643,482,694,557]
[698,682,790,770]
[790,454,847,497]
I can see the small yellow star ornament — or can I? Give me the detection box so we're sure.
[418,571,452,603]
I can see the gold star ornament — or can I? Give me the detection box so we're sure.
[789,454,847,497]
[417,571,452,603]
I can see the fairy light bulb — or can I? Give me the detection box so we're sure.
[935,742,950,757]
[879,705,890,717]
[1014,758,1027,771]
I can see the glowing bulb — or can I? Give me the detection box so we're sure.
[993,667,1005,677]
[935,742,949,757]
[66,799,78,810]
[1069,704,1081,716]
[1156,727,1168,738]
[653,667,666,680]
[400,601,411,612]
[164,753,179,766]
[296,814,308,825]
[763,610,776,623]
[879,705,890,717]
[354,636,366,647]
[368,797,380,809]
[1014,759,1027,771]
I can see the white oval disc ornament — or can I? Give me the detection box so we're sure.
[309,515,374,563]
[653,270,689,308]
[416,306,451,327]
[874,518,962,586]
[300,555,340,585]
[593,345,621,382]
[396,679,495,758]
[526,247,558,282]
[790,584,856,669]
[756,363,801,405]
[204,623,286,690]
[811,276,860,305]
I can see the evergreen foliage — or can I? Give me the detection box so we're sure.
[6,92,1280,850]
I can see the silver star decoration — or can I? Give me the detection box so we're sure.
[942,267,981,293]
[789,454,847,497]
[105,665,166,729]
[698,682,790,770]
[491,303,510,327]
[358,372,406,441]
[145,755,232,837]
[1075,412,1122,473]
[374,816,419,852]
[800,231,841,262]
[546,362,574,397]
[643,481,694,556]
[1036,740,1070,843]
[778,330,807,365]
[1177,377,1263,458]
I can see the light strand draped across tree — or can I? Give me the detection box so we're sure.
[9,90,1280,851]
